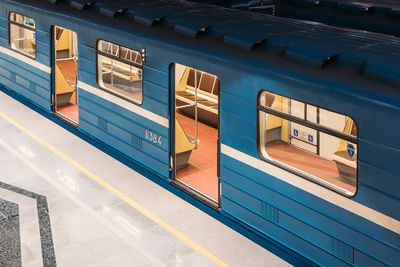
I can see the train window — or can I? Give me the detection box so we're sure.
[258,91,358,197]
[96,40,143,104]
[9,12,36,58]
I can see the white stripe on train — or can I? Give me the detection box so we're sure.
[0,46,51,74]
[0,45,169,128]
[79,82,169,128]
[221,144,400,235]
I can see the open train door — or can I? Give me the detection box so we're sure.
[51,26,79,126]
[170,63,221,209]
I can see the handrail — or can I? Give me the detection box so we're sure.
[194,69,198,148]
[176,104,196,109]
[14,37,29,41]
[56,57,77,61]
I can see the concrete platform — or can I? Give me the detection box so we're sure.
[0,90,291,267]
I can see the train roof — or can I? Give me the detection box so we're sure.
[6,0,400,90]
[192,0,400,16]
[187,0,400,37]
[276,0,400,17]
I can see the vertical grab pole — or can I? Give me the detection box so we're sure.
[111,59,114,89]
[74,33,77,106]
[54,27,57,111]
[217,137,221,177]
[74,56,76,104]
[194,69,198,149]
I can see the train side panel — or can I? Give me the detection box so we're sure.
[76,41,170,178]
[74,20,171,179]
[219,66,400,266]
[0,6,51,111]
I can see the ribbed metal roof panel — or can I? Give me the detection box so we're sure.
[15,0,400,86]
[69,0,91,10]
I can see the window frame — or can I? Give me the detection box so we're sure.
[8,12,37,59]
[95,39,144,105]
[256,90,359,198]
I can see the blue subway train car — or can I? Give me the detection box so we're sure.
[187,0,400,37]
[0,0,399,265]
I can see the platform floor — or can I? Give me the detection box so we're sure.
[0,91,291,266]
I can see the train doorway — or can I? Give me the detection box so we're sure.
[52,26,79,126]
[171,63,220,208]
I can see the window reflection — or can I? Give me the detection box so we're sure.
[97,40,143,104]
[9,12,36,58]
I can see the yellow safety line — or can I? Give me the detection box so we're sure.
[0,112,229,267]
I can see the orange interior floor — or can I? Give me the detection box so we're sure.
[175,112,219,202]
[57,105,79,124]
[56,59,79,123]
[266,140,355,193]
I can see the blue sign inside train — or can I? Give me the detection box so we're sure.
[347,143,355,159]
